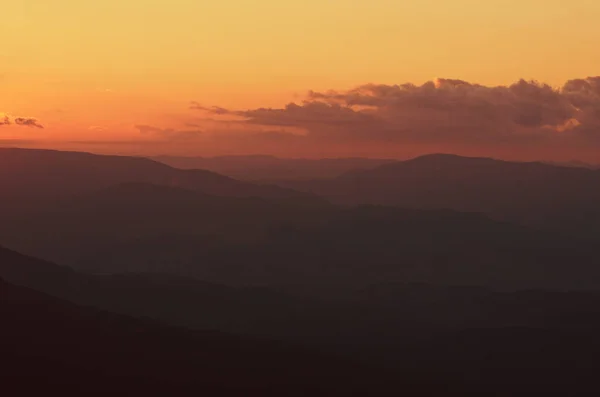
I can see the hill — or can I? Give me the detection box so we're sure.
[4,246,600,395]
[152,155,395,181]
[0,182,332,265]
[277,153,600,238]
[0,148,308,215]
[0,272,399,396]
[1,187,599,291]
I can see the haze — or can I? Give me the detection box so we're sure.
[2,0,600,161]
[4,2,600,394]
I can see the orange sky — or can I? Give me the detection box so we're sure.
[2,0,600,160]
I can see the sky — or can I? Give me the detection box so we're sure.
[2,0,600,160]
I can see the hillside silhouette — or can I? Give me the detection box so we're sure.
[152,155,395,181]
[3,148,600,395]
[278,153,600,238]
[1,183,599,290]
[3,242,600,351]
[1,270,403,396]
[4,246,600,395]
[0,148,309,216]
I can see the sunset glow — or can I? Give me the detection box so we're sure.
[2,0,600,160]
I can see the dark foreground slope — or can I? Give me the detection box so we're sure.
[4,242,600,354]
[4,248,600,396]
[1,276,407,397]
[279,154,600,238]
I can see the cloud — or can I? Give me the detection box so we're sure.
[189,102,230,115]
[0,114,44,128]
[188,76,600,159]
[14,117,44,128]
[134,124,203,140]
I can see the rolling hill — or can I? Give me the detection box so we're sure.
[4,246,600,396]
[152,154,395,181]
[0,148,309,216]
[277,153,600,238]
[1,184,599,291]
[0,269,397,396]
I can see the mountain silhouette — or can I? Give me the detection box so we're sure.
[0,182,331,265]
[0,271,404,396]
[0,148,309,216]
[152,154,395,181]
[4,147,600,395]
[4,241,600,349]
[4,246,600,395]
[277,153,600,238]
[2,185,600,290]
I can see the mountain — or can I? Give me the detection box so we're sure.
[152,154,395,181]
[0,266,401,396]
[0,244,380,349]
[0,148,308,215]
[545,160,600,169]
[277,153,600,238]
[4,247,600,395]
[0,182,332,265]
[4,242,600,351]
[2,184,599,291]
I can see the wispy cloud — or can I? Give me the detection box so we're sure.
[0,113,44,128]
[14,117,44,128]
[189,102,230,115]
[134,124,203,140]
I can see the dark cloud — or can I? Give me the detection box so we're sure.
[193,101,376,127]
[14,117,44,128]
[241,102,378,128]
[191,77,600,156]
[0,114,44,128]
[189,102,230,115]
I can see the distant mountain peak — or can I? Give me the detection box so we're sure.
[406,153,504,164]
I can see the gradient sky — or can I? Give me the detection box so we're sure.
[2,0,600,159]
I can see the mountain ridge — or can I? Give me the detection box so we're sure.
[277,153,600,238]
[0,148,310,216]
